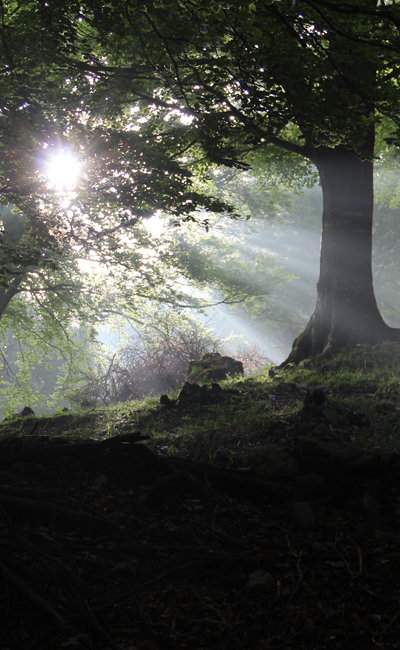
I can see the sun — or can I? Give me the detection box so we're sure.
[46,151,80,191]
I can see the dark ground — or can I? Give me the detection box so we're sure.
[1,377,400,650]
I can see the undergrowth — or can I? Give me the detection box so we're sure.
[2,342,400,468]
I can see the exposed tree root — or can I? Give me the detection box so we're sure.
[0,562,66,625]
[0,494,117,528]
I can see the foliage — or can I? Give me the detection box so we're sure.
[0,185,294,410]
[2,0,399,239]
[0,0,240,365]
[372,163,400,326]
[18,340,400,463]
[71,0,400,155]
[136,341,400,459]
[226,177,400,351]
[3,342,400,648]
[66,309,271,408]
[66,311,224,407]
[165,219,292,312]
[0,0,399,381]
[0,297,95,416]
[0,0,307,403]
[234,339,272,376]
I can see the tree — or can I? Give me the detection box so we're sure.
[0,0,302,409]
[67,0,400,362]
[0,0,236,408]
[2,0,400,364]
[0,0,240,330]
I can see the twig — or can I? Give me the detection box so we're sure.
[291,550,305,596]
[353,540,363,577]
[0,562,66,625]
[51,558,124,650]
[380,608,400,635]
[96,561,200,609]
[191,588,229,627]
[80,599,124,650]
[211,503,220,530]
[333,542,358,577]
[177,468,216,503]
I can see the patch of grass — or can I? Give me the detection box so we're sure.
[4,341,400,471]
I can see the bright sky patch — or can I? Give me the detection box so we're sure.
[46,151,80,190]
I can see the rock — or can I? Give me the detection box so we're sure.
[90,474,108,491]
[245,569,276,592]
[348,450,400,478]
[288,501,316,532]
[3,406,36,421]
[177,382,209,410]
[15,406,35,418]
[304,388,328,408]
[187,352,243,382]
[160,394,177,409]
[176,381,235,410]
[276,381,297,393]
[249,448,300,481]
[290,473,327,498]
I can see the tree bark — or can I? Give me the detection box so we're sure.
[0,276,25,319]
[283,140,400,364]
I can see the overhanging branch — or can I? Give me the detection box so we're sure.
[265,136,313,159]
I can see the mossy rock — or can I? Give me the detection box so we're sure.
[187,352,244,382]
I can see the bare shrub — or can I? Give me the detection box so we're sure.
[68,316,224,407]
[68,315,272,408]
[235,339,272,375]
[118,321,222,398]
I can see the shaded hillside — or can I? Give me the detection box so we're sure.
[1,343,400,649]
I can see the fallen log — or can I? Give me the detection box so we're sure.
[0,431,149,466]
[0,432,292,505]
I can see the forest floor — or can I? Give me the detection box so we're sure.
[1,343,400,650]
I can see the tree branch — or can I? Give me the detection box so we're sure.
[266,136,315,160]
[300,0,400,33]
[0,275,26,319]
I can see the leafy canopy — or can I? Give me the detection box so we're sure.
[2,0,400,405]
[69,0,400,160]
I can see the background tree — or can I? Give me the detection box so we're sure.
[70,0,400,361]
[1,0,400,373]
[0,0,237,409]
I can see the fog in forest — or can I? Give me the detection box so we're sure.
[1,174,400,417]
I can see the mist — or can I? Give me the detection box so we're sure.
[2,173,400,414]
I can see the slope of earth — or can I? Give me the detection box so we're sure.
[1,343,400,650]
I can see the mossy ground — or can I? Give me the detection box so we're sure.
[3,341,400,477]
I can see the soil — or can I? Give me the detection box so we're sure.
[1,385,400,650]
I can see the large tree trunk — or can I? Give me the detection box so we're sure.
[284,141,400,365]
